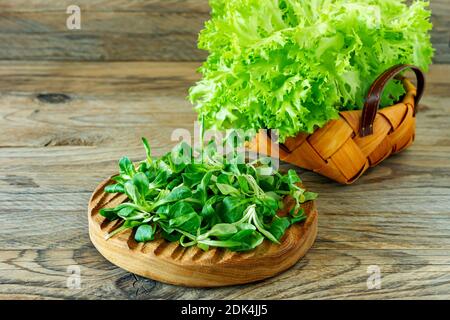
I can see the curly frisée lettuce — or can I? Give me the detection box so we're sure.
[189,0,433,142]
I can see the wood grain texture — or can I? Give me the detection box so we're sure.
[0,0,447,62]
[87,178,318,287]
[0,0,209,61]
[0,62,449,299]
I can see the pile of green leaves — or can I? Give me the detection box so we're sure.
[189,0,433,142]
[100,138,317,251]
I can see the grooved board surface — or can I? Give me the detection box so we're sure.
[88,179,318,287]
[0,0,447,63]
[0,62,449,299]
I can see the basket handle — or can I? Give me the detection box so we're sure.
[360,64,425,137]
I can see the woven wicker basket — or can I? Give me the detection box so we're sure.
[249,64,425,184]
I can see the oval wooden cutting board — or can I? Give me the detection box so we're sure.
[88,177,318,287]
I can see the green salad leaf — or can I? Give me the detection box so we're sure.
[101,137,317,252]
[189,0,433,142]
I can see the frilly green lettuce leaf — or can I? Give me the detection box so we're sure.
[189,0,434,142]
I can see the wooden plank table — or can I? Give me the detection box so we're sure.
[0,61,449,300]
[0,0,448,63]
